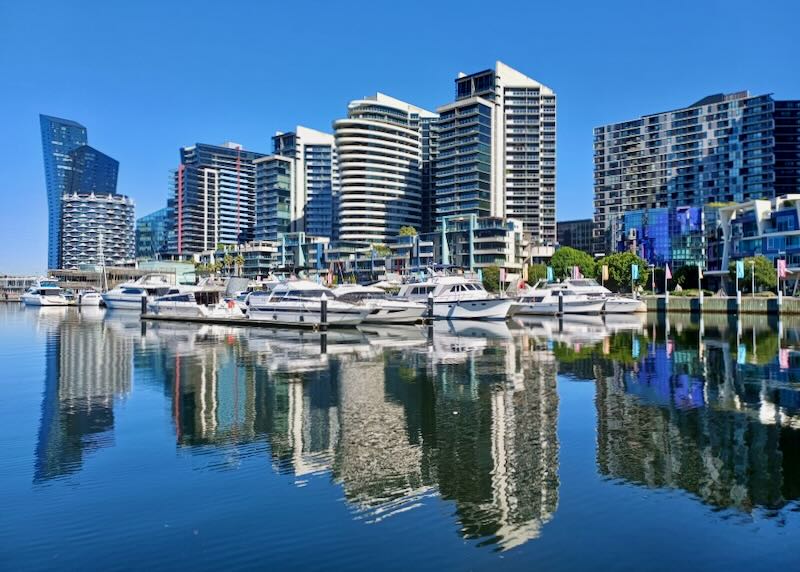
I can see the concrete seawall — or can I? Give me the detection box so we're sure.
[644,295,800,315]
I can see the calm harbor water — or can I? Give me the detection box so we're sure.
[1,304,799,570]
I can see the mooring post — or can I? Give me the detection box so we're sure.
[557,291,563,316]
[140,293,147,316]
[320,294,328,332]
[427,292,434,323]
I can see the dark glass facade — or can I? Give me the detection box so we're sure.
[68,145,119,197]
[136,207,169,259]
[40,115,88,269]
[435,101,493,220]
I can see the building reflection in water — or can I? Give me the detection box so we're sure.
[38,309,800,548]
[35,308,132,482]
[582,315,800,513]
[156,320,560,550]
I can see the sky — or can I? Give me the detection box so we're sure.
[1,0,798,274]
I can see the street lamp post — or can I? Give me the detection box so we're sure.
[751,259,755,298]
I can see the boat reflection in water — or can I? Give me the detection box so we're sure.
[26,307,800,557]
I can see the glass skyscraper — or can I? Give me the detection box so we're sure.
[68,145,119,197]
[136,207,169,259]
[40,115,88,268]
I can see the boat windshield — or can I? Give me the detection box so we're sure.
[336,291,387,302]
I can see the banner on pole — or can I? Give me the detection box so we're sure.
[665,264,672,280]
[778,259,787,279]
[602,265,609,281]
[546,266,554,282]
[631,264,639,281]
[736,260,745,279]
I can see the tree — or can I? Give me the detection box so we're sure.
[482,265,501,292]
[527,263,548,285]
[223,254,234,275]
[372,243,391,256]
[234,254,245,277]
[550,247,595,280]
[596,252,650,293]
[398,226,417,237]
[728,256,776,292]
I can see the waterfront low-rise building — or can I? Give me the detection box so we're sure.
[714,194,800,273]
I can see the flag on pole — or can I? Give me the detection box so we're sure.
[697,264,703,280]
[631,264,639,281]
[665,264,672,280]
[736,260,745,279]
[601,265,609,281]
[778,259,787,279]
[572,265,583,280]
[546,266,554,282]
[499,268,507,284]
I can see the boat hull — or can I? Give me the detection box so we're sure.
[432,298,512,320]
[247,302,369,327]
[513,298,605,315]
[603,297,646,314]
[102,294,148,310]
[21,295,69,307]
[363,301,426,324]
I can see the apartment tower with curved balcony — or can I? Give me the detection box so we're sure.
[334,93,437,242]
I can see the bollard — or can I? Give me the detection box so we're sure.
[557,291,563,316]
[320,294,328,332]
[140,294,147,316]
[427,292,434,322]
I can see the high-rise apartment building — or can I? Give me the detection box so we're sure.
[436,62,557,244]
[40,115,88,268]
[254,155,293,242]
[334,93,437,242]
[167,142,266,255]
[593,91,800,253]
[60,192,135,268]
[272,127,339,238]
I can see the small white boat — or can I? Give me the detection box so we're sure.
[76,289,103,306]
[101,274,176,310]
[558,278,645,314]
[21,278,70,307]
[245,280,371,327]
[398,275,512,320]
[511,287,605,315]
[332,284,426,324]
[148,287,244,319]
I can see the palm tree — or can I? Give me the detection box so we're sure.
[234,254,245,276]
[223,254,234,275]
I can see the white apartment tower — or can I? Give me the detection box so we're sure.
[436,61,556,244]
[334,93,438,242]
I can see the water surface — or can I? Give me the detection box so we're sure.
[0,306,798,570]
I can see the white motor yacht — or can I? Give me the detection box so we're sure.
[148,287,244,319]
[245,280,371,327]
[512,284,605,315]
[21,278,70,307]
[558,278,645,314]
[397,275,512,320]
[332,284,426,324]
[101,274,176,310]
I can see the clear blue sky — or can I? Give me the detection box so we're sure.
[1,0,798,274]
